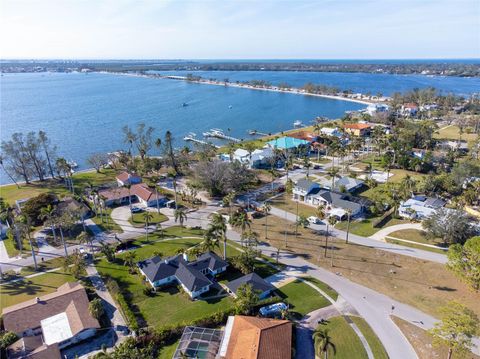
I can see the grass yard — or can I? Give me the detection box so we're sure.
[276,279,331,319]
[316,316,368,359]
[0,169,118,205]
[335,216,408,237]
[96,238,233,329]
[250,214,480,319]
[91,207,124,233]
[386,229,447,254]
[392,316,480,359]
[303,276,338,301]
[20,256,67,275]
[0,271,76,311]
[434,125,478,145]
[270,193,317,217]
[2,236,32,258]
[158,340,180,359]
[129,211,168,228]
[350,316,388,359]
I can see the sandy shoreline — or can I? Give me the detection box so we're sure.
[98,71,374,106]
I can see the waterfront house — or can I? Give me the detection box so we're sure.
[250,147,276,169]
[266,136,309,151]
[218,316,292,359]
[225,273,276,299]
[116,171,142,186]
[3,283,100,359]
[98,183,166,208]
[288,130,318,142]
[342,123,372,137]
[56,197,92,219]
[137,251,228,299]
[320,127,343,138]
[401,103,419,116]
[365,103,389,116]
[399,195,446,219]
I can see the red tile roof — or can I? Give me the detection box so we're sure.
[131,183,155,202]
[116,171,141,183]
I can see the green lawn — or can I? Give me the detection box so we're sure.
[350,316,388,359]
[96,238,234,329]
[2,236,32,258]
[270,193,317,217]
[335,216,408,237]
[434,125,478,145]
[20,256,67,276]
[303,277,338,301]
[316,316,368,359]
[0,169,117,205]
[91,207,123,233]
[277,279,331,319]
[158,340,180,359]
[0,271,76,311]
[129,211,168,228]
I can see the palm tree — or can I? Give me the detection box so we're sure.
[202,228,220,252]
[56,214,69,257]
[230,210,251,246]
[345,209,353,244]
[327,216,337,265]
[168,170,179,210]
[123,251,137,274]
[143,211,154,241]
[242,229,259,249]
[125,184,132,213]
[174,208,187,228]
[312,328,336,359]
[327,167,340,190]
[39,204,57,243]
[18,218,37,271]
[262,202,271,239]
[76,231,93,253]
[211,213,228,259]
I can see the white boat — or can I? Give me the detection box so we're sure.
[183,132,197,141]
[293,120,303,128]
[67,160,78,168]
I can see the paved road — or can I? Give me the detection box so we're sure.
[269,207,447,264]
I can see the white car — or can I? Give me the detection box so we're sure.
[307,216,321,224]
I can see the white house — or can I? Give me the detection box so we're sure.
[366,103,389,116]
[399,195,446,219]
[320,127,343,138]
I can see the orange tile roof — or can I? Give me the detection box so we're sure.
[116,171,141,182]
[342,123,372,130]
[224,316,292,359]
[131,183,155,202]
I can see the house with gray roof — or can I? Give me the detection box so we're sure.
[225,273,276,299]
[137,252,228,299]
[334,177,365,193]
[292,179,320,201]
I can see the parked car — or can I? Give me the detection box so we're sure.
[307,216,321,224]
[131,206,143,213]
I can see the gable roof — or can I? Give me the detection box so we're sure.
[189,251,228,272]
[225,273,275,295]
[312,190,363,212]
[295,179,319,192]
[98,187,131,201]
[131,183,166,202]
[224,316,292,359]
[335,177,364,191]
[2,282,99,336]
[116,171,141,183]
[8,337,61,359]
[138,253,220,293]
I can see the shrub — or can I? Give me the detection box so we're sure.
[23,193,57,225]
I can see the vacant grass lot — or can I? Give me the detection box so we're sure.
[3,236,33,258]
[335,216,408,237]
[350,316,388,359]
[276,279,331,319]
[251,214,480,319]
[386,229,447,254]
[0,271,76,311]
[316,316,368,359]
[434,125,478,145]
[392,316,480,359]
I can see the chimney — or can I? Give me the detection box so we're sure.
[35,297,40,303]
[183,252,188,262]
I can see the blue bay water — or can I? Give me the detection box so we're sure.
[158,70,480,97]
[0,72,364,183]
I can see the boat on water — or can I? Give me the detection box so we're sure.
[183,132,197,140]
[228,105,233,109]
[182,102,188,107]
[293,120,303,128]
[204,128,225,138]
[67,160,78,169]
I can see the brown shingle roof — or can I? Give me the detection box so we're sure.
[7,337,61,359]
[131,183,155,202]
[2,282,100,336]
[98,186,131,201]
[116,171,141,183]
[224,316,292,359]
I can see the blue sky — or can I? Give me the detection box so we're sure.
[1,0,479,59]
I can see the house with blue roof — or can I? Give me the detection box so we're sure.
[266,136,309,150]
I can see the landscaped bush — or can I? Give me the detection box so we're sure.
[104,276,139,331]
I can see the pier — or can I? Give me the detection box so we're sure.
[183,133,220,148]
[203,129,242,142]
[248,129,269,136]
